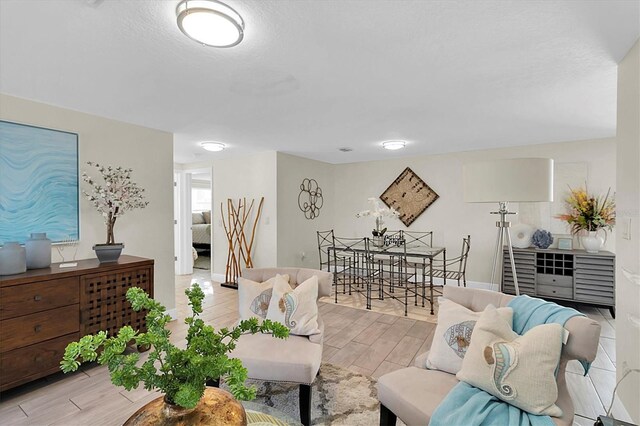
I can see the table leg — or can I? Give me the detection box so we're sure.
[442,248,447,287]
[416,263,418,306]
[421,260,426,308]
[429,257,434,315]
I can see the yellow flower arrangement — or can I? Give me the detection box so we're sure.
[556,186,615,235]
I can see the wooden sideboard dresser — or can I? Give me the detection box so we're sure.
[0,255,154,391]
[502,247,615,317]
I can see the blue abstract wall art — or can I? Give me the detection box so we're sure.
[0,120,79,244]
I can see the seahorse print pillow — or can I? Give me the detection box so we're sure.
[238,274,289,324]
[456,305,564,416]
[265,275,320,336]
[426,298,514,374]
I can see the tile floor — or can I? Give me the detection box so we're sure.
[0,271,631,425]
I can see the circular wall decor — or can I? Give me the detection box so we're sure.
[298,178,323,220]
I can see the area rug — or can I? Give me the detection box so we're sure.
[320,291,441,324]
[223,363,397,425]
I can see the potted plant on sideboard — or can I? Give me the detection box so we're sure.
[82,162,148,262]
[556,186,615,253]
[60,283,289,425]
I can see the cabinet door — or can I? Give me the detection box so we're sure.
[574,255,615,306]
[502,250,536,296]
[80,266,153,337]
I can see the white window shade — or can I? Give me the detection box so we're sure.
[463,158,554,203]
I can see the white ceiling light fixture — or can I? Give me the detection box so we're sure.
[201,142,226,152]
[176,0,244,48]
[382,140,407,150]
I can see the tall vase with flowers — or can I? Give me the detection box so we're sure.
[556,186,615,253]
[356,197,400,247]
[82,162,148,262]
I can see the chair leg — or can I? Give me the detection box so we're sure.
[299,384,312,426]
[379,403,397,426]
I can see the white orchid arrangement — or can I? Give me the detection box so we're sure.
[356,197,400,236]
[82,162,148,245]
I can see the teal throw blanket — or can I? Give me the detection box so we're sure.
[430,382,555,426]
[508,294,589,374]
[430,295,587,426]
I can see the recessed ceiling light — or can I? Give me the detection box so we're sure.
[382,140,406,150]
[176,0,244,48]
[201,142,226,152]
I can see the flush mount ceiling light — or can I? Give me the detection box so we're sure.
[201,142,226,152]
[176,0,244,48]
[382,140,407,150]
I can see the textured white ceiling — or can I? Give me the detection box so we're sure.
[0,0,638,164]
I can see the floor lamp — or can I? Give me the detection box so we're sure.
[463,158,554,295]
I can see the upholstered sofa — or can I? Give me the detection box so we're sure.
[377,286,601,426]
[229,267,332,426]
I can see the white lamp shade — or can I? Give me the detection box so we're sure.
[463,158,554,203]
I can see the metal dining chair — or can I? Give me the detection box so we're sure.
[365,232,418,316]
[431,235,471,287]
[316,229,335,272]
[402,230,433,248]
[330,236,376,308]
[400,231,434,309]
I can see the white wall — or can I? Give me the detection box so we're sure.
[276,153,335,268]
[332,138,616,284]
[0,94,176,309]
[615,40,640,423]
[210,152,278,277]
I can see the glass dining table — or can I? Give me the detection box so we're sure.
[327,238,446,315]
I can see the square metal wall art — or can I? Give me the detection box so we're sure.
[380,167,439,227]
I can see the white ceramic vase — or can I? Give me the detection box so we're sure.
[0,242,27,275]
[580,231,604,253]
[25,232,52,269]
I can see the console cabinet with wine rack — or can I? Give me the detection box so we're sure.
[502,247,615,317]
[0,255,154,392]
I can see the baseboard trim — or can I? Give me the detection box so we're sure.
[208,272,496,292]
[211,273,225,283]
[421,277,497,292]
[466,280,497,291]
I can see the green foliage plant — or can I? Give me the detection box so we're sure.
[60,283,289,409]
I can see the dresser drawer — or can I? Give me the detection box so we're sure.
[537,284,573,300]
[0,277,79,320]
[537,274,573,288]
[0,305,79,353]
[0,332,79,391]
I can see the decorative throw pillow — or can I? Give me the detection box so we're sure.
[266,275,320,336]
[192,212,205,224]
[426,298,513,374]
[202,210,212,224]
[238,274,289,323]
[456,305,564,417]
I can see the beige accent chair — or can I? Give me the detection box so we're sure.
[377,286,601,426]
[229,267,332,426]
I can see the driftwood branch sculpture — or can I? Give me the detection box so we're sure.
[221,197,264,287]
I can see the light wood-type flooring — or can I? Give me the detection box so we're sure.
[0,270,629,425]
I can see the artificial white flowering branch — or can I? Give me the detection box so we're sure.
[356,197,399,236]
[82,162,148,245]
